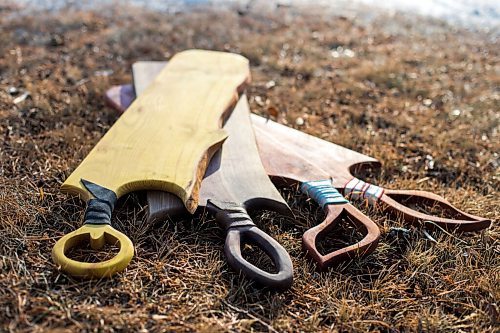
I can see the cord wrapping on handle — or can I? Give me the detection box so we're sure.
[81,179,117,225]
[344,178,384,205]
[301,179,348,208]
[207,200,256,231]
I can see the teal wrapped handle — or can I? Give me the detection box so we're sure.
[301,179,380,270]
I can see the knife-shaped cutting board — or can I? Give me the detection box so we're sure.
[199,95,291,212]
[63,50,250,213]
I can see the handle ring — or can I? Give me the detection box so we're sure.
[208,200,294,289]
[52,224,134,279]
[225,225,294,290]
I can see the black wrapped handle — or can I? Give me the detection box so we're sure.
[207,200,293,290]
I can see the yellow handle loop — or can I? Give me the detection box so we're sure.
[52,224,134,279]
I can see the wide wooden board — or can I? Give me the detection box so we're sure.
[62,50,250,213]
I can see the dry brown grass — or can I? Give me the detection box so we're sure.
[0,3,498,332]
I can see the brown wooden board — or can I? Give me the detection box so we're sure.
[132,64,293,289]
[252,116,490,232]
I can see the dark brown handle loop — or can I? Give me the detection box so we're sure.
[225,225,293,290]
[380,189,491,232]
[302,203,380,270]
[207,200,293,290]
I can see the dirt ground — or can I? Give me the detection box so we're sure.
[0,2,498,332]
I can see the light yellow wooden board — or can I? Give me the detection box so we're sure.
[62,50,250,213]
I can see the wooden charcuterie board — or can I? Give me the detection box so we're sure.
[63,50,250,213]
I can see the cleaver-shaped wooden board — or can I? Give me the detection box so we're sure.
[63,50,249,212]
[252,117,491,232]
[52,51,250,279]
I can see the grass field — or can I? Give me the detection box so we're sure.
[0,3,498,332]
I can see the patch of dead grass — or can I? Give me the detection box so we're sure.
[0,3,498,332]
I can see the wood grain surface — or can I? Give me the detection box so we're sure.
[148,95,291,222]
[251,115,380,186]
[62,50,250,213]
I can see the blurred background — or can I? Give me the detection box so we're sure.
[8,0,500,32]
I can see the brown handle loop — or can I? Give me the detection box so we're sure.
[380,189,491,232]
[302,203,380,270]
[224,225,294,290]
[207,200,293,290]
